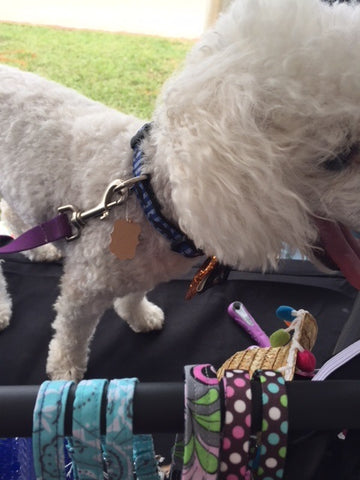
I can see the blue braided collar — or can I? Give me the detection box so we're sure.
[131,124,202,258]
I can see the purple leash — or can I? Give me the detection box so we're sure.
[0,176,147,254]
[0,214,72,254]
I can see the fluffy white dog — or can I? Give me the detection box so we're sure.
[0,0,360,381]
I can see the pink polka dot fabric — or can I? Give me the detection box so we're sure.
[220,370,252,480]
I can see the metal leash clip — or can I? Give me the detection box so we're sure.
[58,175,147,241]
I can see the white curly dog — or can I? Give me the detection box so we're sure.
[0,0,360,381]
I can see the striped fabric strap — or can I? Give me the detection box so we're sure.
[32,380,74,480]
[181,364,222,480]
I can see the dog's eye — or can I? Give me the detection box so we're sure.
[322,144,359,172]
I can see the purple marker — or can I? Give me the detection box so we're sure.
[228,301,271,347]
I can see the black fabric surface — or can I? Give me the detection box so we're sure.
[0,254,359,478]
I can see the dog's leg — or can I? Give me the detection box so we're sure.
[0,199,62,262]
[46,282,112,382]
[0,261,12,330]
[113,292,164,333]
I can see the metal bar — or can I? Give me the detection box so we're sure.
[0,380,359,437]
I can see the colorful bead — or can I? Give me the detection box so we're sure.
[275,306,296,322]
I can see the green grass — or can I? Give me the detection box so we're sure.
[0,23,193,118]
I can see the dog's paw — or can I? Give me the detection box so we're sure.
[48,367,85,383]
[0,298,12,331]
[25,243,62,263]
[129,302,165,333]
[114,296,165,333]
[46,339,86,382]
[0,311,11,331]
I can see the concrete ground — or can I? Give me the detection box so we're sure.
[0,0,211,39]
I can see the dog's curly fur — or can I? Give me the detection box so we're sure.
[1,0,360,380]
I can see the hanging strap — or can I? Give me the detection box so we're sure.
[71,379,108,479]
[251,370,288,480]
[220,370,252,480]
[32,380,74,480]
[133,434,160,480]
[105,378,137,480]
[181,364,222,480]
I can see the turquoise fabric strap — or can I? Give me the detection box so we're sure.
[133,434,160,480]
[34,378,160,480]
[105,378,159,480]
[32,380,74,480]
[105,378,137,480]
[71,379,108,479]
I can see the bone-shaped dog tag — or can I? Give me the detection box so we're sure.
[109,219,141,260]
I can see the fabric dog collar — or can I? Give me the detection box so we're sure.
[250,370,288,479]
[220,370,252,480]
[32,380,75,480]
[181,364,222,480]
[105,378,137,479]
[105,378,159,480]
[71,379,108,479]
[131,123,203,258]
[33,379,159,480]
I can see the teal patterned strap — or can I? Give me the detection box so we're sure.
[133,434,160,480]
[71,379,108,479]
[32,380,74,480]
[105,379,159,480]
[105,378,137,480]
[181,364,222,480]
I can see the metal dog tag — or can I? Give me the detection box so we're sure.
[109,219,141,260]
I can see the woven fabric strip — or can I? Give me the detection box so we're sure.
[71,379,108,480]
[32,380,74,480]
[181,364,222,480]
[105,378,137,480]
[131,125,202,259]
[133,434,160,480]
[220,370,252,480]
[251,370,288,480]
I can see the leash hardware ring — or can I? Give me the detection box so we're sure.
[58,175,148,241]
